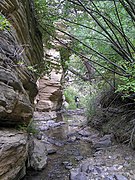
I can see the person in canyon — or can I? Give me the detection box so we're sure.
[74,96,80,108]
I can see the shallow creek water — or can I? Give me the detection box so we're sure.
[24,112,93,180]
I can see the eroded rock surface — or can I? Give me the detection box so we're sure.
[36,72,62,112]
[0,0,43,179]
[0,0,43,126]
[28,136,48,171]
[35,48,63,120]
[0,129,28,180]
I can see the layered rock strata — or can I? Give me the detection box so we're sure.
[34,22,71,119]
[0,129,28,180]
[0,0,43,126]
[35,48,63,120]
[0,0,43,179]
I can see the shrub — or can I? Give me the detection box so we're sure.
[85,93,99,118]
[64,86,78,109]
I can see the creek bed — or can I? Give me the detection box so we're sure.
[23,111,135,180]
[24,112,93,180]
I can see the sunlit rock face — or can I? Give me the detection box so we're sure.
[0,0,43,126]
[36,71,62,112]
[0,129,28,180]
[35,48,63,119]
[34,21,71,119]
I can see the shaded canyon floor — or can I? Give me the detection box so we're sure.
[24,109,135,180]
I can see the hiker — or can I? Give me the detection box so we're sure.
[75,96,79,108]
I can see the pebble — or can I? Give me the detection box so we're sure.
[70,172,88,180]
[93,139,111,149]
[65,165,73,170]
[94,166,102,174]
[104,176,114,180]
[67,136,77,143]
[62,161,70,165]
[40,126,49,131]
[62,161,73,169]
[114,174,128,180]
[47,149,57,155]
[36,134,42,140]
[75,156,83,161]
[117,165,123,170]
[74,172,88,180]
[78,130,91,137]
[81,162,90,172]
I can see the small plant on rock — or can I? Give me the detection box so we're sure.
[17,120,38,135]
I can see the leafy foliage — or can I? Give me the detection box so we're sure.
[34,0,56,44]
[0,14,11,30]
[64,86,78,109]
[85,93,98,118]
[34,0,135,97]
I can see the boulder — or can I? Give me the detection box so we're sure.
[0,129,28,180]
[70,170,88,180]
[28,137,47,171]
[93,134,112,149]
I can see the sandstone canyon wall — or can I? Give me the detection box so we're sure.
[34,48,63,120]
[0,0,43,179]
[34,22,71,120]
[0,0,43,126]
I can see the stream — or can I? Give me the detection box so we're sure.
[24,109,135,180]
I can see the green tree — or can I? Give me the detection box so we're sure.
[34,0,135,96]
